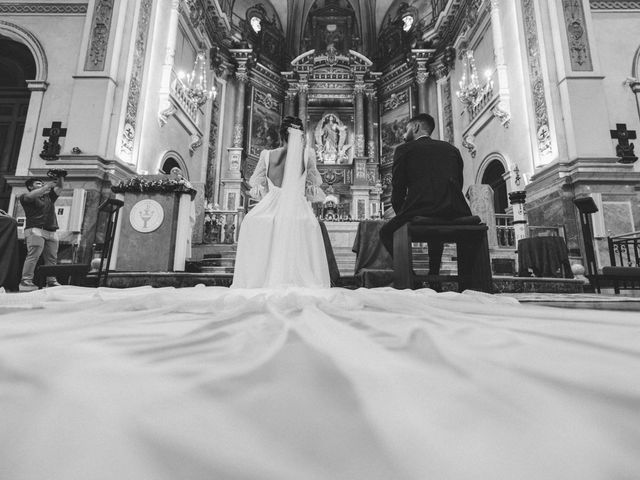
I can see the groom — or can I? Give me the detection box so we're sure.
[379,113,471,276]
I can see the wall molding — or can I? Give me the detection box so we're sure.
[0,3,87,14]
[590,0,640,9]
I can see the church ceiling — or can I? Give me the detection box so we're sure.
[223,0,472,68]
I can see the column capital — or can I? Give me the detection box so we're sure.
[230,48,253,83]
[416,70,429,85]
[285,88,298,100]
[508,190,527,204]
[236,69,249,83]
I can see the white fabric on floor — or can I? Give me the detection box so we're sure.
[1,286,639,480]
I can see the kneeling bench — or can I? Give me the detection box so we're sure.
[393,216,493,292]
[600,266,640,294]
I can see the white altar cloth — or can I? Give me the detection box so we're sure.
[1,286,639,480]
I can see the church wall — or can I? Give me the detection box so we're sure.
[1,15,85,174]
[449,11,533,196]
[591,10,640,173]
[135,5,204,179]
[519,2,640,273]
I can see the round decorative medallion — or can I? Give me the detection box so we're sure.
[129,199,164,233]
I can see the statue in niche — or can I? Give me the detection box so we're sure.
[314,113,352,164]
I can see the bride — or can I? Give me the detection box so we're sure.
[231,116,331,288]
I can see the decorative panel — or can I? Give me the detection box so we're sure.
[120,0,153,159]
[84,0,114,71]
[205,79,223,202]
[589,0,640,9]
[379,88,411,168]
[442,78,454,144]
[562,0,593,71]
[521,0,553,157]
[247,88,282,158]
[0,3,87,14]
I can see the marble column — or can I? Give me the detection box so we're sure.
[285,88,297,117]
[467,184,498,247]
[354,79,366,157]
[489,0,510,125]
[366,90,378,162]
[298,79,308,129]
[16,81,48,175]
[157,0,181,127]
[232,71,248,149]
[509,190,528,244]
[224,49,251,212]
[412,49,432,114]
[416,70,429,114]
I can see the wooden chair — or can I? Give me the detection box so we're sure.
[393,216,493,292]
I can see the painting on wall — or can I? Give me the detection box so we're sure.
[248,88,282,158]
[380,88,412,167]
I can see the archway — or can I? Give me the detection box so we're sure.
[0,35,36,211]
[480,159,508,214]
[158,151,188,178]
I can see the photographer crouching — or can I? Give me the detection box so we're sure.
[19,169,66,292]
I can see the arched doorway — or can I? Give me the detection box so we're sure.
[0,35,35,211]
[481,159,508,214]
[160,157,183,175]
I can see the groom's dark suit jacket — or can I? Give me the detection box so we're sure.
[380,136,471,256]
[391,136,471,221]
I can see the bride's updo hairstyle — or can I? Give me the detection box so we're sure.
[280,116,304,142]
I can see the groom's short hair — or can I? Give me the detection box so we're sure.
[409,113,435,135]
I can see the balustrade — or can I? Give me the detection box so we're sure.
[203,208,242,244]
[170,71,200,124]
[495,214,515,247]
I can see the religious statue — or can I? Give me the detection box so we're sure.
[224,223,236,244]
[314,114,352,164]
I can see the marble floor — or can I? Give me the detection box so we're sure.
[501,291,640,311]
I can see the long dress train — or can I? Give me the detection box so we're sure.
[231,129,330,288]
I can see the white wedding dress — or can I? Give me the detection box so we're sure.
[232,128,330,288]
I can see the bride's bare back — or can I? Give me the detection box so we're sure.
[267,147,303,188]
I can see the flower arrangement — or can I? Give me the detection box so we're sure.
[111,176,196,197]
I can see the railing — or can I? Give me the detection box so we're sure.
[170,71,200,125]
[469,89,495,121]
[608,231,640,268]
[495,214,515,247]
[203,209,243,244]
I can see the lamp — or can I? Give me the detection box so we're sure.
[455,50,493,109]
[177,49,217,108]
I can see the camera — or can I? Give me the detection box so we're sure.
[47,168,68,179]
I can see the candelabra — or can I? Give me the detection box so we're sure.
[177,50,217,108]
[455,50,493,109]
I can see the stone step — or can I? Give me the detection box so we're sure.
[200,266,235,274]
[200,259,235,267]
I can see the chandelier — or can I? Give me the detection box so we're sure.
[456,50,493,109]
[177,50,217,108]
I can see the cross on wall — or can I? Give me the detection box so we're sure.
[39,121,67,161]
[609,123,638,164]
